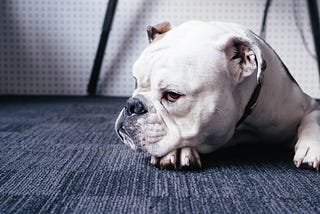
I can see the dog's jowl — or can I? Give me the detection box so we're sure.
[115,21,320,170]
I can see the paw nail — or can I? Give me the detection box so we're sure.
[185,157,190,166]
[150,156,157,165]
[295,159,302,168]
[170,155,175,164]
[313,160,320,170]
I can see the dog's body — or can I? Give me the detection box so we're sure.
[116,21,320,170]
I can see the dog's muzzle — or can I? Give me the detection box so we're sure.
[115,97,148,150]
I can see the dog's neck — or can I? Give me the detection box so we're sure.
[236,80,262,127]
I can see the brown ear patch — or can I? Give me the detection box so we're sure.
[147,22,171,43]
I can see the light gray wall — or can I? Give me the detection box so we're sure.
[0,0,319,97]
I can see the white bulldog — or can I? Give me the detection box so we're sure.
[115,21,320,170]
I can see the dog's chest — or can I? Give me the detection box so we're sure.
[230,118,299,145]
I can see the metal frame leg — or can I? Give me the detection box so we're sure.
[87,0,118,96]
[307,0,320,80]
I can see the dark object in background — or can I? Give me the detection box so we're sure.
[87,0,118,96]
[307,0,320,78]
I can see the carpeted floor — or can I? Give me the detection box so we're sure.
[0,96,320,213]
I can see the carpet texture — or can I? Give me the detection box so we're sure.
[0,96,320,213]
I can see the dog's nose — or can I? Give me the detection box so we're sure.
[126,98,147,115]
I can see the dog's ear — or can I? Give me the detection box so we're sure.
[223,36,264,83]
[147,22,171,43]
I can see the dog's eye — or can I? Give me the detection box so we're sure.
[163,91,181,102]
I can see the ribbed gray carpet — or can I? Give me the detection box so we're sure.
[0,96,320,213]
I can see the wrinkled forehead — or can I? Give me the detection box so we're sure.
[133,42,223,94]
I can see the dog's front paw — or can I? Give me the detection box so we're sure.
[294,140,320,170]
[150,147,202,170]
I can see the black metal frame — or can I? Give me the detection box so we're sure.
[87,0,118,96]
[307,0,320,79]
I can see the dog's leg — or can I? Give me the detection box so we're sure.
[150,147,202,170]
[294,109,320,170]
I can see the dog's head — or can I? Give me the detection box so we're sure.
[115,21,264,157]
